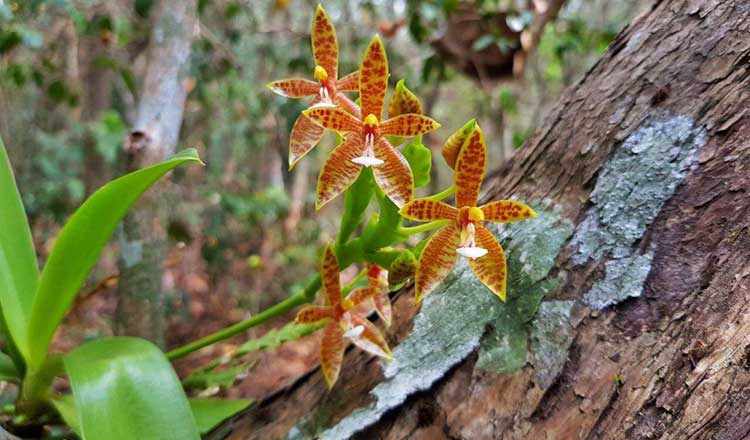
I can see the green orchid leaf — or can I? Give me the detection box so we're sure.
[189,398,253,434]
[403,142,432,188]
[362,188,403,249]
[0,135,38,368]
[338,168,374,246]
[64,337,200,440]
[26,149,202,370]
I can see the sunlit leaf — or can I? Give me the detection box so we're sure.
[189,398,253,434]
[0,135,37,367]
[64,337,199,440]
[27,149,203,370]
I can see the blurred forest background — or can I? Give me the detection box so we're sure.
[0,0,646,401]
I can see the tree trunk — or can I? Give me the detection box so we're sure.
[78,10,114,196]
[114,0,196,345]
[209,1,750,439]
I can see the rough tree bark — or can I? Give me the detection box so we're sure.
[114,0,196,344]
[210,1,750,439]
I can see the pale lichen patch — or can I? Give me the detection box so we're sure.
[569,114,706,309]
[583,253,654,308]
[528,300,575,390]
[477,208,573,373]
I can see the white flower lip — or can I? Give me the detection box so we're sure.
[456,246,488,259]
[343,325,365,339]
[270,87,288,97]
[309,101,336,109]
[351,156,384,167]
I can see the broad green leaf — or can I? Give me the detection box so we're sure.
[64,337,200,440]
[27,149,202,369]
[50,395,81,436]
[0,135,38,366]
[189,398,253,434]
[0,351,19,382]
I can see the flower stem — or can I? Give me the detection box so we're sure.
[166,275,321,361]
[398,219,450,236]
[426,185,455,201]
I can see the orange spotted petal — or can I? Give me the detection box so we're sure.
[288,113,326,170]
[320,321,345,388]
[380,114,441,137]
[415,223,460,302]
[312,5,339,79]
[359,36,389,120]
[454,124,487,208]
[372,288,392,328]
[468,225,507,301]
[400,199,457,222]
[267,78,319,98]
[480,200,537,223]
[336,71,359,92]
[303,107,362,133]
[332,93,361,118]
[295,305,336,323]
[316,136,364,209]
[346,286,376,307]
[371,138,413,208]
[321,244,342,308]
[343,313,392,359]
[367,264,387,288]
[367,265,392,327]
[442,119,477,169]
[388,79,422,118]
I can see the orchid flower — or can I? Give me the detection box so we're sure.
[303,36,441,209]
[347,265,393,327]
[295,245,392,388]
[267,5,360,170]
[399,122,537,303]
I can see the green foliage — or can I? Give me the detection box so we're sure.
[220,186,290,224]
[538,17,618,83]
[64,337,200,440]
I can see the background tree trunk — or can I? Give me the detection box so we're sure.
[209,0,750,438]
[114,0,196,345]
